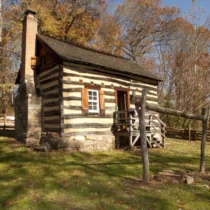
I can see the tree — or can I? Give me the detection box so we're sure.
[156,16,210,128]
[91,13,123,55]
[0,0,23,116]
[18,0,106,46]
[114,0,180,62]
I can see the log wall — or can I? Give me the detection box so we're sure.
[38,65,61,132]
[56,63,159,151]
[61,63,159,136]
[37,62,160,151]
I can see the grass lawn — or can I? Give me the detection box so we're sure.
[0,137,210,210]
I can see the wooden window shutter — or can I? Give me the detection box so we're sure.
[81,88,88,114]
[100,90,105,115]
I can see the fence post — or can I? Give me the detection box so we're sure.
[139,89,149,184]
[200,107,210,173]
[161,123,165,148]
[129,112,133,149]
[189,125,191,141]
[3,113,6,130]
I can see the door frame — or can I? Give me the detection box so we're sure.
[114,87,130,111]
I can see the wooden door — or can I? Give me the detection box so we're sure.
[115,88,130,111]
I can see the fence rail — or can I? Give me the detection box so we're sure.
[166,127,210,141]
[0,116,15,130]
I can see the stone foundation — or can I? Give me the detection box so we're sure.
[60,135,115,152]
[40,133,115,152]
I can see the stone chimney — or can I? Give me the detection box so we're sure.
[15,10,41,147]
[21,10,37,83]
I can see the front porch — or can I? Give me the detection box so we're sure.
[112,109,166,149]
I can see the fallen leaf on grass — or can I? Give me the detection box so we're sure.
[7,201,13,206]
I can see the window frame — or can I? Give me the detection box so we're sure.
[81,85,105,115]
[88,89,100,113]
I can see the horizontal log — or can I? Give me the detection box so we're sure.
[40,76,59,85]
[44,116,60,121]
[61,80,115,90]
[43,107,60,113]
[43,128,61,132]
[105,99,115,103]
[62,72,131,87]
[63,93,115,99]
[61,114,113,119]
[61,80,158,93]
[130,88,157,97]
[61,131,113,136]
[63,62,159,85]
[44,119,60,124]
[41,81,59,91]
[64,117,118,125]
[146,96,158,103]
[62,105,115,111]
[114,131,141,137]
[62,71,158,93]
[62,123,113,129]
[42,93,59,99]
[146,103,206,121]
[131,96,158,104]
[62,89,115,99]
[63,96,81,101]
[61,96,156,104]
[104,91,115,96]
[42,85,60,94]
[105,107,116,111]
[43,101,60,107]
[62,88,82,92]
[39,67,59,81]
[0,125,15,129]
[64,64,132,81]
[62,105,81,110]
[132,84,157,92]
[43,110,60,116]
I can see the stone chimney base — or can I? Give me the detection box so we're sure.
[15,77,42,147]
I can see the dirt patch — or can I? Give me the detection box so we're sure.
[124,170,210,188]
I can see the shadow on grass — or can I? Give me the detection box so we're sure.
[0,131,15,138]
[0,137,210,210]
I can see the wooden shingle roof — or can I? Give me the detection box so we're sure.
[37,34,161,81]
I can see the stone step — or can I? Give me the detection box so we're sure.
[33,143,52,152]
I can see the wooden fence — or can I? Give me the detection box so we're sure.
[0,116,15,130]
[166,127,210,141]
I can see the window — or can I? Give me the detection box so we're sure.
[81,87,105,115]
[88,89,99,113]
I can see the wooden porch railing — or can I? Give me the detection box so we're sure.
[113,110,166,148]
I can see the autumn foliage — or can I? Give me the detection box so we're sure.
[1,0,210,127]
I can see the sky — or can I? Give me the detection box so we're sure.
[108,0,210,20]
[161,0,210,16]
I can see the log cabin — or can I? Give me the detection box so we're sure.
[15,10,163,151]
